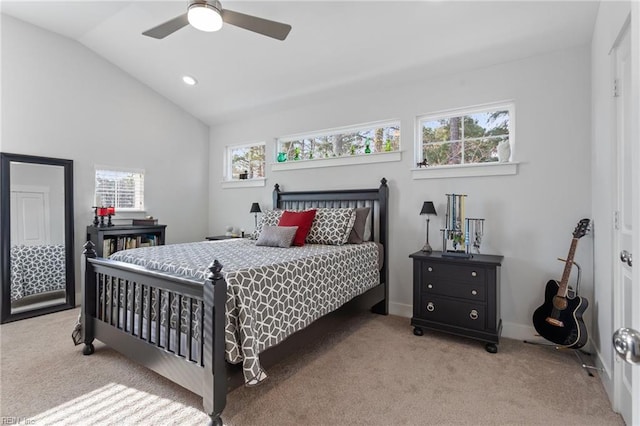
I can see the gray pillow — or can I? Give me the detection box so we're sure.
[256,225,298,248]
[348,207,371,244]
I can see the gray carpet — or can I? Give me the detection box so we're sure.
[0,307,623,425]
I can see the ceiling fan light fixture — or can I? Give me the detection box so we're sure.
[188,1,223,32]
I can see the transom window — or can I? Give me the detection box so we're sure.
[276,120,400,162]
[95,167,145,211]
[417,102,514,167]
[225,142,265,181]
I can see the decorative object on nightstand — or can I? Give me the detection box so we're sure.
[465,218,485,254]
[92,206,115,227]
[250,202,261,230]
[440,194,486,258]
[419,201,437,253]
[106,206,115,227]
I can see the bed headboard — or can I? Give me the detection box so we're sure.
[272,178,389,312]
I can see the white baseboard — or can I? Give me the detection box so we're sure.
[389,301,412,318]
[594,348,615,404]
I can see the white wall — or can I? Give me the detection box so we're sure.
[590,0,631,403]
[1,15,210,293]
[209,45,593,340]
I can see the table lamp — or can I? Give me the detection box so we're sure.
[250,202,261,230]
[420,201,437,253]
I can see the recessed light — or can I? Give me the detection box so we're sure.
[182,75,198,86]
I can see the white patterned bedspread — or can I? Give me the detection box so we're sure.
[109,238,380,384]
[10,245,66,301]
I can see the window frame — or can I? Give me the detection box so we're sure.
[223,141,266,186]
[415,101,515,169]
[274,119,402,169]
[94,165,145,212]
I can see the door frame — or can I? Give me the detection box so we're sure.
[612,4,640,423]
[630,2,640,423]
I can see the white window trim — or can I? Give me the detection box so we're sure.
[224,141,266,183]
[412,161,519,180]
[415,100,515,169]
[94,165,145,212]
[272,150,402,171]
[221,177,266,189]
[275,119,401,167]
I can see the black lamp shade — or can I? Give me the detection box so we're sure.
[420,201,437,216]
[250,202,262,214]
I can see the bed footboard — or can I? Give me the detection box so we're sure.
[80,241,227,424]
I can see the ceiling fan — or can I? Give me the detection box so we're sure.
[143,0,291,41]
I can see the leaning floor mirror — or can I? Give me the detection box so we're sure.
[1,153,75,323]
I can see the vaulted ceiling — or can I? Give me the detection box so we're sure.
[1,1,599,125]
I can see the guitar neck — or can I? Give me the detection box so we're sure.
[557,238,579,297]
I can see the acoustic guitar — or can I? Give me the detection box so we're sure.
[532,219,590,349]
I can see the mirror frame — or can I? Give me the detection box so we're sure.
[1,152,75,323]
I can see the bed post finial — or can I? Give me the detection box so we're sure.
[273,183,281,209]
[380,177,388,187]
[83,240,96,257]
[208,260,224,281]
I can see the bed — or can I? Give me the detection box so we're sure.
[10,244,66,301]
[79,179,389,425]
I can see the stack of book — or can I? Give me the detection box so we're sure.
[103,234,159,257]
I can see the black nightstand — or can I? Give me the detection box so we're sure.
[409,250,503,353]
[205,235,240,241]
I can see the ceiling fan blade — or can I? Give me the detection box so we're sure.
[143,13,189,39]
[221,9,291,41]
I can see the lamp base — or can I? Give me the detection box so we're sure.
[421,242,433,253]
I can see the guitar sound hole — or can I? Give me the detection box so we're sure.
[552,295,568,310]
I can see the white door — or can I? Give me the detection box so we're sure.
[612,15,640,426]
[10,186,51,246]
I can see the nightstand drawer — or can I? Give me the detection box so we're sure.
[422,262,486,284]
[421,280,486,302]
[420,296,486,331]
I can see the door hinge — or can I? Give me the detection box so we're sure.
[614,79,620,98]
[614,210,620,230]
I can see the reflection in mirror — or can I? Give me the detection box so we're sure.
[10,162,66,313]
[1,153,75,323]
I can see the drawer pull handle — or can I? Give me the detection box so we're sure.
[427,267,433,272]
[470,310,479,320]
[471,290,477,296]
[426,302,435,312]
[471,271,477,277]
[427,284,433,289]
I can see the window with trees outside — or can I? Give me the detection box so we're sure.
[417,102,513,167]
[276,120,400,162]
[95,167,145,211]
[226,142,265,181]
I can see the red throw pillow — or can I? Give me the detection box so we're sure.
[278,210,317,246]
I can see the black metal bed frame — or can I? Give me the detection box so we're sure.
[80,178,389,425]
